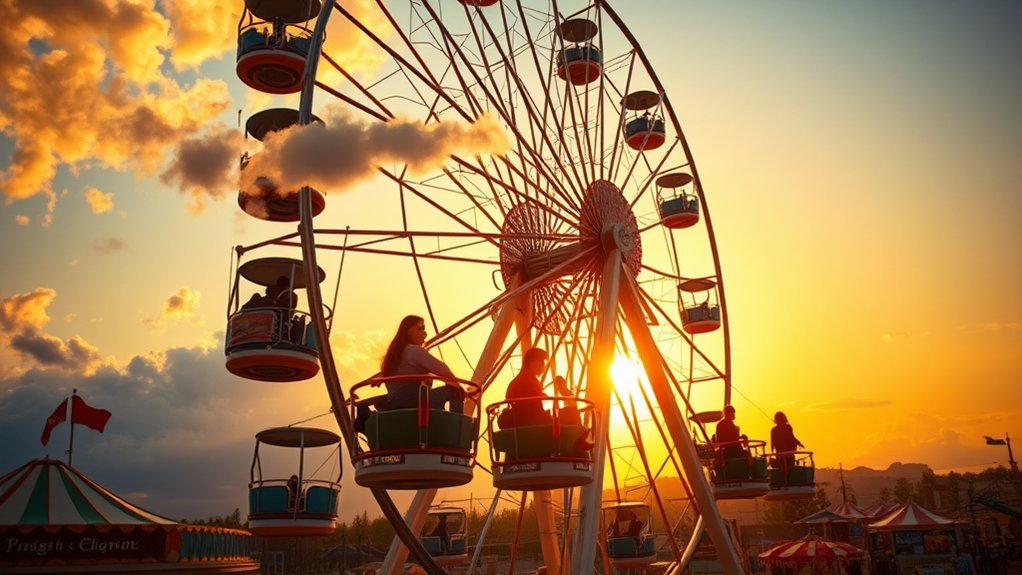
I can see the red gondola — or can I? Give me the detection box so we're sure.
[225,256,327,382]
[655,172,700,229]
[556,19,602,85]
[236,0,321,94]
[622,90,666,151]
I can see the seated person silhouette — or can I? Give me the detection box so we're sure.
[354,315,464,431]
[714,405,747,460]
[502,347,574,428]
[610,508,644,548]
[770,411,805,473]
[429,514,450,552]
[286,474,300,511]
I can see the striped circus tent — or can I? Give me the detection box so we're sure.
[867,501,958,531]
[759,535,867,563]
[861,501,898,519]
[795,509,847,524]
[0,458,177,525]
[829,502,870,522]
[0,459,258,574]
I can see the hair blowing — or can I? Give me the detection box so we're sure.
[381,315,424,375]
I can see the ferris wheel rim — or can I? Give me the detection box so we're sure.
[291,1,739,573]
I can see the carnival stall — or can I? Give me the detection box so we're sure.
[867,502,960,575]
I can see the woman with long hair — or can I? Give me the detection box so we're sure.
[377,314,464,412]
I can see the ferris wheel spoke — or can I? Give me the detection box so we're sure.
[451,154,579,224]
[319,52,395,120]
[611,385,684,560]
[420,5,488,119]
[429,246,596,348]
[440,167,504,231]
[332,1,474,123]
[417,0,578,201]
[379,168,503,248]
[633,283,727,389]
[606,50,638,184]
[628,138,682,209]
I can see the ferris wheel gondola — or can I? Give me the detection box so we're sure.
[239,108,326,222]
[349,376,481,490]
[235,0,321,94]
[419,507,469,566]
[603,502,658,568]
[225,256,326,382]
[247,426,341,537]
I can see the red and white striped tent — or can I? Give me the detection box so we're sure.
[759,535,867,566]
[861,501,898,520]
[867,501,958,531]
[829,502,870,522]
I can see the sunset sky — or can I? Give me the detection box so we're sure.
[1,0,1019,523]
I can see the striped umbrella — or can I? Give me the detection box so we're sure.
[867,501,958,531]
[0,458,176,526]
[759,535,867,563]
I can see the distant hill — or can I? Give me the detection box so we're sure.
[816,462,932,505]
[594,462,934,526]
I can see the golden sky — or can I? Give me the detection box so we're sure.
[0,0,1019,521]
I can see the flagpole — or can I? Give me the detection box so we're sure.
[67,388,77,467]
[1007,433,1018,473]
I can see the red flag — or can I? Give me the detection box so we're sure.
[71,395,111,433]
[41,398,68,446]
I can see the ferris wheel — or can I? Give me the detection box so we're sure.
[228,0,761,573]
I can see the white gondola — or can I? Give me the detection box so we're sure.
[486,396,596,491]
[225,256,326,382]
[678,278,722,334]
[419,507,469,565]
[350,376,480,489]
[710,439,770,500]
[622,90,666,151]
[248,426,341,537]
[764,450,816,501]
[556,19,602,85]
[239,108,326,222]
[603,502,657,568]
[236,0,321,94]
[655,172,700,229]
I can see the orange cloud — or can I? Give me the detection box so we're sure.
[162,0,239,70]
[240,107,509,199]
[0,288,56,332]
[144,286,203,330]
[0,0,230,203]
[15,215,30,226]
[0,287,104,375]
[84,186,114,214]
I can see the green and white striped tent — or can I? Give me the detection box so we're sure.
[0,458,258,573]
[0,458,176,525]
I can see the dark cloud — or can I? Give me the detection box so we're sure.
[93,237,127,254]
[9,329,102,372]
[160,127,243,208]
[240,107,509,199]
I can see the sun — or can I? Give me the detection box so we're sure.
[609,353,654,422]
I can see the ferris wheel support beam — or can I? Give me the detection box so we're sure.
[297,2,447,574]
[378,280,528,575]
[617,266,745,575]
[509,289,565,575]
[569,248,623,574]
